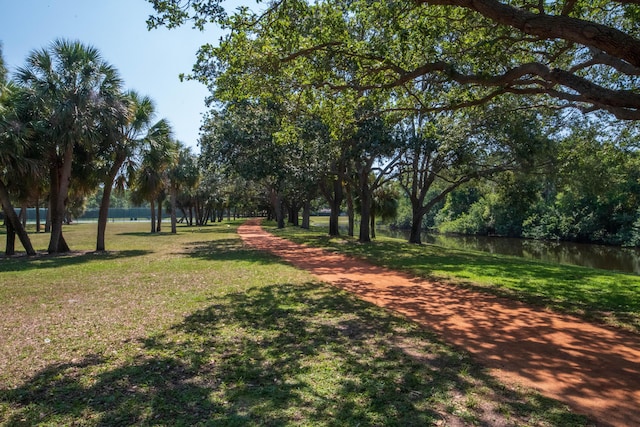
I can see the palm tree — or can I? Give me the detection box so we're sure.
[167,142,199,233]
[95,91,155,251]
[130,120,175,233]
[16,39,124,253]
[0,80,37,256]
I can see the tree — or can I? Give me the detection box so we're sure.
[167,142,199,233]
[95,91,155,251]
[370,183,400,239]
[16,39,124,253]
[0,42,6,84]
[0,80,37,256]
[522,119,640,244]
[346,108,400,242]
[148,0,640,121]
[200,101,290,228]
[397,103,550,244]
[130,120,175,233]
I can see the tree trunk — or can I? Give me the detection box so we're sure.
[291,202,299,226]
[346,181,354,237]
[359,201,371,243]
[170,185,177,234]
[358,171,371,243]
[287,203,295,225]
[150,199,156,233]
[0,180,36,256]
[328,177,343,236]
[20,204,27,228]
[269,188,285,229]
[194,199,201,226]
[5,220,15,256]
[370,204,376,239]
[301,200,311,229]
[48,145,73,254]
[96,181,113,251]
[409,204,424,244]
[156,197,162,232]
[45,200,51,233]
[35,196,41,233]
[97,154,126,251]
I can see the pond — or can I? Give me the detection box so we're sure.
[379,229,640,275]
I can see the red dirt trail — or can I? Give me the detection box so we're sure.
[238,219,640,427]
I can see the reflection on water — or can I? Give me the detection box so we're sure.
[380,229,640,275]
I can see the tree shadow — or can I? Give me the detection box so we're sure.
[1,282,592,426]
[183,238,282,264]
[0,250,151,273]
[117,223,239,238]
[149,283,596,425]
[0,353,220,426]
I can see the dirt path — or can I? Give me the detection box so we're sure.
[238,220,640,426]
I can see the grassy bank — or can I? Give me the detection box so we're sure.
[271,220,640,333]
[1,222,591,425]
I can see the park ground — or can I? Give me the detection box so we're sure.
[2,220,637,425]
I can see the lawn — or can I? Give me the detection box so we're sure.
[271,219,640,333]
[0,221,591,426]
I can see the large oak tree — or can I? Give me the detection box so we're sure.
[147,0,640,120]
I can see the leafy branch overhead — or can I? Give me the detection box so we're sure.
[147,0,640,120]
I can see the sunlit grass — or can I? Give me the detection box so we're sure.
[271,221,640,333]
[0,221,591,425]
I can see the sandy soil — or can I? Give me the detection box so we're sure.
[238,219,640,427]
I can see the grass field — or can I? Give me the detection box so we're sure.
[272,218,640,334]
[0,221,592,425]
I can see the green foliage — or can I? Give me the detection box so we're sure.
[144,0,640,247]
[438,196,492,235]
[520,124,640,245]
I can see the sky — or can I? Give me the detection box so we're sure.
[0,0,252,152]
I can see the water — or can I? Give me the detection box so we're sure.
[379,229,640,275]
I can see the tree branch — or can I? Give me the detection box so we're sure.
[417,0,640,68]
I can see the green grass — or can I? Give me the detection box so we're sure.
[271,220,640,333]
[0,221,592,426]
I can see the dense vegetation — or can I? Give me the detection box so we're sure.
[3,0,640,256]
[149,0,640,246]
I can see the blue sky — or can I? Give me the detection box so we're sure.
[0,0,252,152]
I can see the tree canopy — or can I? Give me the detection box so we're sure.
[148,0,640,120]
[144,0,640,245]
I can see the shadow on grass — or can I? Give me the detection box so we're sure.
[117,222,241,238]
[1,283,591,426]
[183,238,282,264]
[0,250,151,273]
[0,354,220,426]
